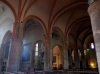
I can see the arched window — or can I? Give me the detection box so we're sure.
[35,43,38,56]
[4,42,10,59]
[91,43,94,49]
[4,33,11,59]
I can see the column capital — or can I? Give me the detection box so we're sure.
[88,0,100,15]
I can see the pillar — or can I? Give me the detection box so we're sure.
[81,48,86,69]
[68,50,73,69]
[49,34,53,70]
[44,34,51,71]
[6,22,23,72]
[63,49,69,69]
[88,0,100,73]
[74,48,80,69]
[63,41,69,69]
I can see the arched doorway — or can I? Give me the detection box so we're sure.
[21,19,45,71]
[52,45,63,70]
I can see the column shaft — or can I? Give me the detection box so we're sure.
[7,22,23,72]
[63,41,69,69]
[74,49,80,69]
[63,49,69,69]
[88,0,100,73]
[44,35,51,71]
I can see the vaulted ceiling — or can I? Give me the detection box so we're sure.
[0,0,93,49]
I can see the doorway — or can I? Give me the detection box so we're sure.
[52,45,63,70]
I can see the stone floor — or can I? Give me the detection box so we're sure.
[1,69,99,74]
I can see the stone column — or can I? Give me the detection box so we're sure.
[80,48,86,69]
[88,0,100,73]
[63,41,69,69]
[74,48,80,69]
[6,22,23,72]
[63,49,69,69]
[49,34,53,70]
[44,35,51,71]
[68,53,73,69]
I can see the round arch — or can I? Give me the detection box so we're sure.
[23,15,47,35]
[51,27,64,48]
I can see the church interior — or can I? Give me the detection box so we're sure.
[0,0,100,74]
